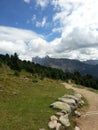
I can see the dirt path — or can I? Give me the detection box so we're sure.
[63,83,98,130]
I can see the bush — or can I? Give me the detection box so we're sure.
[32,79,38,83]
[0,62,2,67]
[14,71,20,77]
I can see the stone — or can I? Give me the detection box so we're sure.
[0,89,3,92]
[39,128,45,130]
[24,77,29,80]
[63,95,80,104]
[51,101,71,114]
[50,115,58,121]
[12,91,17,95]
[74,126,80,130]
[74,110,81,117]
[70,104,77,111]
[48,120,57,129]
[59,114,70,127]
[58,97,77,108]
[58,97,76,105]
[79,100,85,106]
[58,97,77,110]
[56,112,64,116]
[75,93,82,100]
[56,123,62,130]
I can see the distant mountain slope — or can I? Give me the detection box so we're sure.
[32,56,98,77]
[83,60,98,65]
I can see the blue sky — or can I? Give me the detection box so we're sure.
[0,0,60,41]
[0,0,98,61]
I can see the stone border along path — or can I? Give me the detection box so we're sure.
[63,82,98,130]
[47,92,83,130]
[39,88,83,130]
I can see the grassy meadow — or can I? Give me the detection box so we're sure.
[0,65,74,130]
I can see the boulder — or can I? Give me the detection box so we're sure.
[48,120,57,129]
[74,110,81,117]
[74,126,80,130]
[50,115,58,121]
[70,104,77,110]
[58,97,76,105]
[75,93,82,100]
[56,123,62,130]
[59,114,70,127]
[62,95,80,104]
[58,97,77,110]
[79,100,85,106]
[51,101,71,114]
[56,112,64,116]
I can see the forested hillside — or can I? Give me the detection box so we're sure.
[0,53,98,89]
[32,56,98,78]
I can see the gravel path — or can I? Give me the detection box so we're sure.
[63,83,98,130]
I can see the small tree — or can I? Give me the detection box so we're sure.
[10,53,21,71]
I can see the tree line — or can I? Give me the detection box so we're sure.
[0,53,98,89]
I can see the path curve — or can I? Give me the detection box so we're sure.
[63,83,98,130]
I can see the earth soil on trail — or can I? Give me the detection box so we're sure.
[63,83,98,130]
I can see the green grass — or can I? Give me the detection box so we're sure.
[87,87,98,94]
[73,83,98,94]
[72,84,84,89]
[0,65,74,130]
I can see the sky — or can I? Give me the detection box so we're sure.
[0,0,98,61]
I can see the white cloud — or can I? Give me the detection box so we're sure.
[24,0,31,4]
[36,17,47,27]
[1,0,98,61]
[52,0,98,34]
[0,40,26,55]
[0,26,50,61]
[0,24,98,61]
[51,0,98,60]
[52,27,62,33]
[32,15,36,22]
[36,0,49,9]
[0,26,36,42]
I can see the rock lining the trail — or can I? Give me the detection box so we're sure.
[74,110,81,117]
[59,114,70,127]
[39,93,83,130]
[48,93,83,130]
[50,115,58,121]
[48,120,58,129]
[51,101,71,114]
[74,126,80,130]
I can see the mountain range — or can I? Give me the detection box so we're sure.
[84,60,98,65]
[32,56,98,78]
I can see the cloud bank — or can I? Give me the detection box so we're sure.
[0,26,50,61]
[51,0,98,60]
[0,0,98,61]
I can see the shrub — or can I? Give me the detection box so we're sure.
[14,71,20,77]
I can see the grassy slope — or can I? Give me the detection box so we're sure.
[0,65,74,130]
